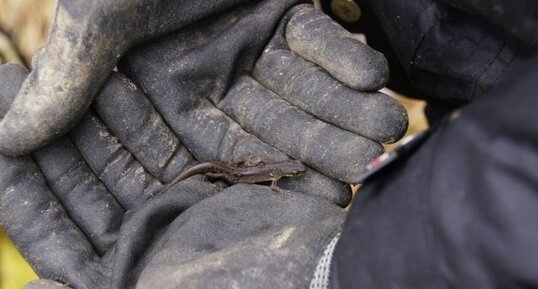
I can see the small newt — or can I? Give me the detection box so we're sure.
[159,159,306,195]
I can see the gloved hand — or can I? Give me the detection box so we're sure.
[0,0,306,156]
[16,2,407,205]
[1,64,345,289]
[117,3,407,191]
[1,0,407,204]
[21,187,345,289]
[1,2,407,288]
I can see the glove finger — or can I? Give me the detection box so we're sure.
[254,49,408,143]
[34,138,125,255]
[68,111,163,210]
[256,4,407,143]
[0,153,107,288]
[0,64,124,254]
[93,73,195,183]
[0,0,139,156]
[285,5,389,91]
[0,66,106,287]
[219,76,384,183]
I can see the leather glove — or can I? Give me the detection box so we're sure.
[1,64,345,289]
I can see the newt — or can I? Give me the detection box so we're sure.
[158,159,307,195]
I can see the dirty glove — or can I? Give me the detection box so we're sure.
[0,64,216,288]
[15,3,407,205]
[0,0,307,155]
[0,0,407,204]
[0,65,345,289]
[118,4,407,191]
[0,0,407,163]
[0,1,407,206]
[1,2,407,288]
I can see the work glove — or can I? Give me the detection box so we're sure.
[1,64,344,289]
[2,1,408,204]
[0,0,307,156]
[117,3,407,191]
[0,2,407,288]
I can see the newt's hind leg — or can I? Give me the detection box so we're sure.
[270,177,292,197]
[205,172,236,185]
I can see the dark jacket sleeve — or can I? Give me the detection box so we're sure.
[322,0,537,122]
[331,54,538,288]
[365,0,537,103]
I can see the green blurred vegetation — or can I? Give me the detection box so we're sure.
[0,229,37,289]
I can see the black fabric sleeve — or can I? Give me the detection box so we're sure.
[321,0,537,122]
[331,54,538,288]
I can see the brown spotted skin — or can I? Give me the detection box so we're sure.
[158,159,306,195]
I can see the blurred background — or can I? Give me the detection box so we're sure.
[0,0,427,288]
[1,0,54,288]
[0,0,53,67]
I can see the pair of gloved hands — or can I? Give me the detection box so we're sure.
[0,1,408,288]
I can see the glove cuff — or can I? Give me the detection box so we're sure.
[309,233,341,289]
